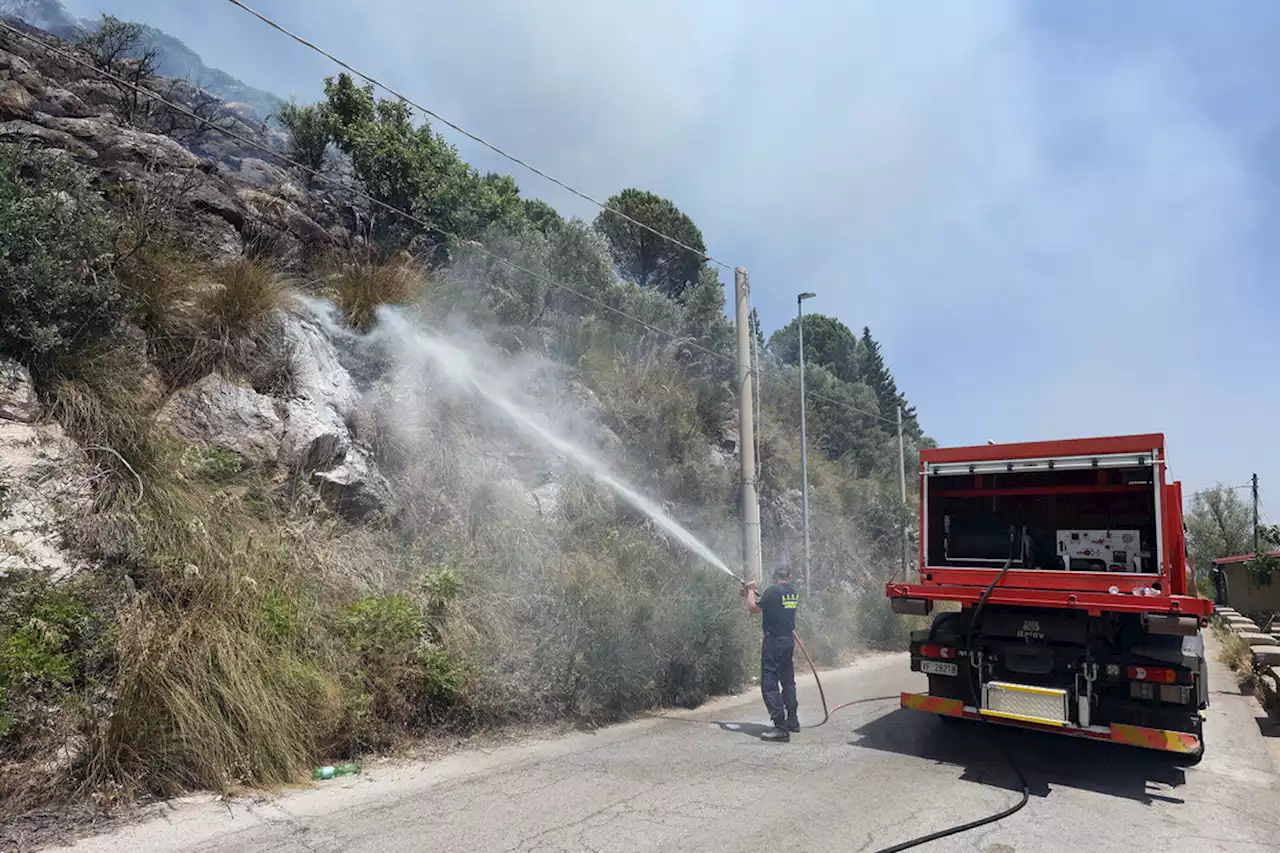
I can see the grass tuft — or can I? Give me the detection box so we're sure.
[330,260,422,332]
[203,259,288,343]
[91,601,342,797]
[1219,630,1256,684]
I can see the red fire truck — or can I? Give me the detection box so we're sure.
[886,433,1212,762]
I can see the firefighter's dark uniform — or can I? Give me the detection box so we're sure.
[1211,563,1229,606]
[757,580,799,731]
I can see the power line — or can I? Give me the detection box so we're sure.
[1188,483,1252,499]
[0,20,738,369]
[805,388,900,426]
[4,21,913,464]
[221,0,734,274]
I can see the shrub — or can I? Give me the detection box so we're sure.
[191,447,243,484]
[0,147,127,365]
[75,15,159,125]
[277,99,331,174]
[0,572,113,754]
[340,591,464,746]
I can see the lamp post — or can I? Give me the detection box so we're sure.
[797,292,816,593]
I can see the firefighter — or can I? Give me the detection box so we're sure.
[1210,561,1229,606]
[742,566,800,741]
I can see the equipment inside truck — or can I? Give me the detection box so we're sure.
[927,465,1159,573]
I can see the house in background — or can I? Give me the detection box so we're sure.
[1211,552,1280,614]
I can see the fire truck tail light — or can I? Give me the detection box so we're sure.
[920,645,956,660]
[1127,665,1177,683]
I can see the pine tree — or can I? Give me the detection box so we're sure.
[858,327,918,433]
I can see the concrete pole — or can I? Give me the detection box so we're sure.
[898,405,908,577]
[735,268,763,585]
[797,297,811,594]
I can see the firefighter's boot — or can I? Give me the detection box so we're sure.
[760,724,791,742]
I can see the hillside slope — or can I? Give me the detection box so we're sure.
[0,16,926,826]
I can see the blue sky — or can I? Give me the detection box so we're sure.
[63,1,1280,511]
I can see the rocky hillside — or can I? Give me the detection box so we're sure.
[1,0,284,119]
[0,15,924,830]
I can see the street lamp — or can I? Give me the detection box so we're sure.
[797,292,816,594]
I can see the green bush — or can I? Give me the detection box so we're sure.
[320,73,523,251]
[259,586,300,644]
[0,146,128,364]
[277,99,331,173]
[340,591,465,746]
[344,593,424,657]
[0,572,112,750]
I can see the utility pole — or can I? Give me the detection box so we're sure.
[735,268,763,585]
[897,405,908,577]
[797,292,816,593]
[1253,473,1260,558]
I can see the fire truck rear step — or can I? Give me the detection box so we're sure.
[981,681,1070,727]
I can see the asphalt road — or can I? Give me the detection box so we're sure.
[50,637,1280,853]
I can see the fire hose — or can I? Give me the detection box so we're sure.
[736,563,1030,852]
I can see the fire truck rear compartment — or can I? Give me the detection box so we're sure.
[926,466,1159,573]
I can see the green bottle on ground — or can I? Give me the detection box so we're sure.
[312,763,360,780]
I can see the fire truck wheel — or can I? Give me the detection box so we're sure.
[1172,745,1204,766]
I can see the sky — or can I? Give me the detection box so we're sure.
[61,0,1280,512]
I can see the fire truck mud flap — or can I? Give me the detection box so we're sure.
[899,692,1203,756]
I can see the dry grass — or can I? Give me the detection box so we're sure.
[91,601,342,797]
[117,247,201,332]
[1218,630,1256,684]
[116,248,222,387]
[44,346,169,507]
[75,470,353,799]
[114,254,296,390]
[329,260,422,332]
[203,259,288,341]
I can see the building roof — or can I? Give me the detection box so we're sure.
[1213,551,1280,565]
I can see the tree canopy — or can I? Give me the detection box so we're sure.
[1186,487,1255,572]
[767,314,920,447]
[317,74,524,252]
[272,77,926,478]
[593,189,707,299]
[768,313,860,385]
[857,326,917,432]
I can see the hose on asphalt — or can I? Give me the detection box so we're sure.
[784,540,1031,852]
[791,631,898,727]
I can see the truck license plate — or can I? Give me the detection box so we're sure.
[921,661,958,677]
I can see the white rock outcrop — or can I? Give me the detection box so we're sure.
[277,313,389,519]
[0,358,92,578]
[156,373,284,466]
